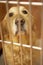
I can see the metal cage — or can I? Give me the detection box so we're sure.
[0,0,43,65]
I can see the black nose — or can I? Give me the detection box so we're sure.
[15,18,25,26]
[15,18,25,32]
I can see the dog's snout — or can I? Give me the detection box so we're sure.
[21,19,25,26]
[15,17,25,32]
[15,18,25,26]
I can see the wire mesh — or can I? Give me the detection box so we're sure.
[28,0,32,65]
[40,0,43,65]
[0,0,43,65]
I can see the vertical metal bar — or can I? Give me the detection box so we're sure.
[28,0,32,65]
[6,0,14,65]
[17,0,23,65]
[0,23,7,65]
[40,0,43,65]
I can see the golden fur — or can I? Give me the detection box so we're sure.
[2,6,40,65]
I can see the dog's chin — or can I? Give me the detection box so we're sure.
[13,30,29,44]
[15,30,26,35]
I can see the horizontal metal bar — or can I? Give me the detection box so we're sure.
[0,1,43,6]
[0,40,42,50]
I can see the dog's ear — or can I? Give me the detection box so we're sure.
[1,15,10,41]
[27,14,37,34]
[1,18,7,34]
[32,17,38,44]
[27,14,37,44]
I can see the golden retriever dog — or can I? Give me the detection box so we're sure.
[1,6,40,65]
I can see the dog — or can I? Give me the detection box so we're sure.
[1,6,39,65]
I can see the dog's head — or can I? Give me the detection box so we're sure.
[2,6,37,44]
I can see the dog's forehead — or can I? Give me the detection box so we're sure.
[9,6,26,13]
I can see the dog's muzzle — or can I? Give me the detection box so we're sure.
[15,17,25,32]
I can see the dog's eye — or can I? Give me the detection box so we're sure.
[9,12,13,17]
[22,10,28,14]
